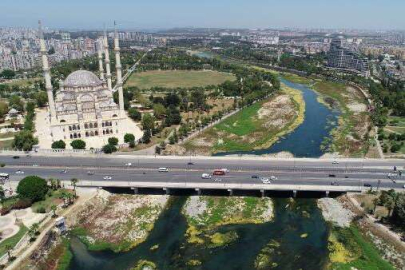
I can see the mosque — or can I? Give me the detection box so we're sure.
[36,21,143,149]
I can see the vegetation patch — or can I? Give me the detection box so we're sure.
[70,191,169,252]
[131,260,157,270]
[254,240,280,270]
[209,231,238,248]
[126,70,236,89]
[183,84,304,154]
[328,225,395,270]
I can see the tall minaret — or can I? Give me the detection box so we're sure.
[38,20,56,122]
[103,26,112,90]
[97,39,105,80]
[114,21,125,116]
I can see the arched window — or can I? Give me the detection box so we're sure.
[90,131,94,136]
[95,131,99,136]
[73,133,77,138]
[78,133,81,138]
[102,122,105,127]
[60,120,66,123]
[89,123,93,128]
[110,129,113,134]
[86,131,89,137]
[102,130,105,135]
[72,125,76,131]
[77,125,80,130]
[85,123,88,129]
[94,123,98,128]
[69,126,72,131]
[112,114,118,118]
[70,134,73,139]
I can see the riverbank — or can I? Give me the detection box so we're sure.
[318,197,402,270]
[280,73,372,157]
[67,191,169,253]
[182,83,304,155]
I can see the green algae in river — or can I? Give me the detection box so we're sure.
[66,197,330,270]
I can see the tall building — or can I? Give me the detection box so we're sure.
[327,37,369,76]
[38,21,142,149]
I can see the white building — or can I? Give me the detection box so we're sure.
[37,21,142,149]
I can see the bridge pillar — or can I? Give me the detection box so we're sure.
[228,189,233,196]
[195,188,202,195]
[260,189,265,198]
[293,190,297,198]
[131,187,138,194]
[325,191,330,197]
[163,188,170,195]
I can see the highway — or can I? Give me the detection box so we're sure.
[0,154,404,192]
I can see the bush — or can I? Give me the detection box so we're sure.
[51,140,66,149]
[36,207,46,213]
[108,137,119,146]
[70,139,86,150]
[0,198,32,215]
[124,133,135,144]
[102,144,117,154]
[128,108,142,121]
[16,176,48,202]
[13,131,38,151]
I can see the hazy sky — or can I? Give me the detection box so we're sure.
[1,0,404,30]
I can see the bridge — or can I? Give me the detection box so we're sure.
[1,153,404,196]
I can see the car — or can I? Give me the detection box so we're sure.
[201,173,212,179]
[221,168,230,173]
[214,178,222,182]
[332,161,339,164]
[158,167,169,172]
[12,156,19,159]
[270,176,278,181]
[261,177,270,184]
[187,162,194,165]
[363,183,372,187]
[403,184,405,189]
[87,171,94,175]
[387,173,398,178]
[344,175,349,178]
[125,163,132,166]
[60,170,67,174]
[213,170,225,176]
[32,164,39,167]
[103,176,112,180]
[330,181,338,186]
[251,175,259,179]
[15,170,24,174]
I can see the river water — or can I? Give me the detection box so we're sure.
[67,197,329,270]
[214,79,340,158]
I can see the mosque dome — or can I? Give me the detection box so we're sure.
[64,70,103,88]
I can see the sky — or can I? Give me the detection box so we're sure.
[0,0,404,30]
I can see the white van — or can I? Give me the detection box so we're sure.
[158,167,169,172]
[201,173,212,179]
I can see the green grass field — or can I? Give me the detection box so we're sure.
[0,224,28,257]
[125,70,236,89]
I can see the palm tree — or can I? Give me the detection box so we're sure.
[70,178,79,197]
[60,191,69,207]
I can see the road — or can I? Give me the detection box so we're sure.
[1,154,404,192]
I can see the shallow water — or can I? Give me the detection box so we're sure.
[214,79,340,158]
[67,197,329,270]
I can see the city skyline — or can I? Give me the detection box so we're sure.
[1,0,405,30]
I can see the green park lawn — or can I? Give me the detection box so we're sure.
[125,70,235,89]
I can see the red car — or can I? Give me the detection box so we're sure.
[213,170,225,176]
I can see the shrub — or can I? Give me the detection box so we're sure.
[108,137,119,146]
[102,144,117,154]
[36,207,46,213]
[124,133,135,144]
[128,108,142,121]
[16,176,48,202]
[70,139,86,150]
[51,140,66,149]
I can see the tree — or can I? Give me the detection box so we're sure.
[50,204,57,218]
[16,176,48,202]
[5,244,13,260]
[8,95,24,112]
[124,133,135,144]
[1,69,16,79]
[28,223,39,240]
[0,102,9,118]
[153,103,166,119]
[0,186,5,202]
[128,108,142,121]
[70,178,79,197]
[51,140,66,149]
[102,143,117,154]
[108,137,119,146]
[142,129,151,144]
[395,194,405,226]
[34,92,48,107]
[13,131,38,151]
[70,139,86,150]
[142,113,155,131]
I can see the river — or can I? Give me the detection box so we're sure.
[214,78,340,158]
[67,197,329,270]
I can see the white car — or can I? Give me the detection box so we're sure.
[261,177,270,184]
[270,175,278,181]
[221,168,230,173]
[332,161,339,164]
[103,176,112,180]
[158,167,169,172]
[125,163,132,166]
[15,170,24,175]
[387,173,398,178]
[201,173,212,179]
[214,178,222,182]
